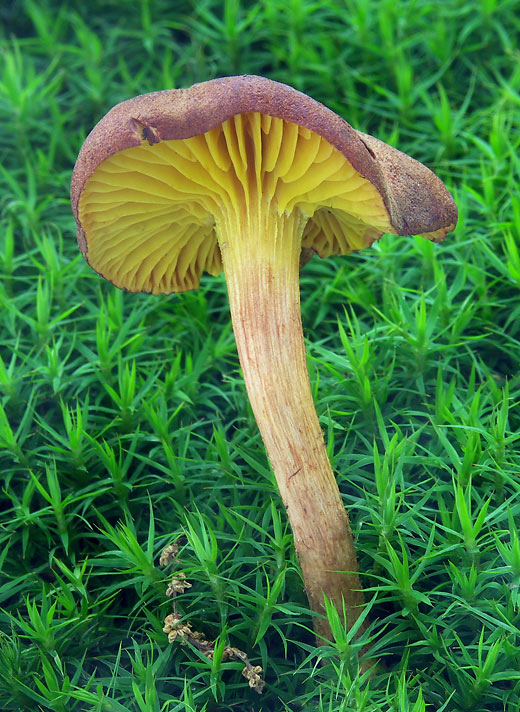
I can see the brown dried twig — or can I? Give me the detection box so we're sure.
[160,543,265,695]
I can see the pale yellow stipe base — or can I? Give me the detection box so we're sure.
[221,204,365,639]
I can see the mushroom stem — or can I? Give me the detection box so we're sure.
[218,204,364,639]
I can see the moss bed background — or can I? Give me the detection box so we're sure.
[1,0,520,709]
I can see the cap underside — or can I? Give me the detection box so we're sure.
[78,112,393,294]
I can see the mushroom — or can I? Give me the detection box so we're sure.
[71,75,457,641]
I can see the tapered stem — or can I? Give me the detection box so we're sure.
[217,205,364,639]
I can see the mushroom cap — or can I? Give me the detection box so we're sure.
[71,75,457,293]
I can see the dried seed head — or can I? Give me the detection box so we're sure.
[242,664,265,694]
[159,543,179,567]
[166,573,192,597]
[162,614,193,644]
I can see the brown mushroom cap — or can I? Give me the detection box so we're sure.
[71,75,457,294]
